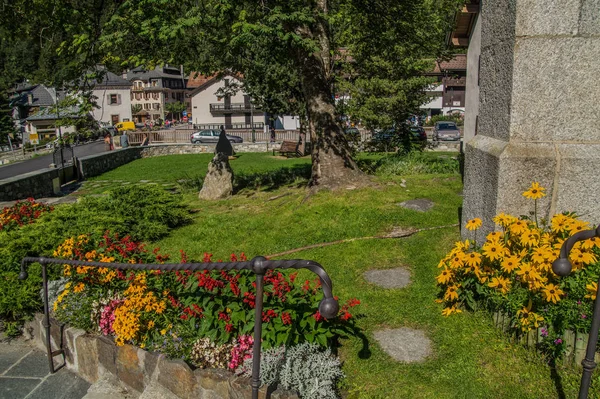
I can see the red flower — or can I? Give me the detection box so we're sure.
[281,312,292,325]
[313,311,325,322]
[262,309,278,323]
[341,311,352,321]
[225,323,234,333]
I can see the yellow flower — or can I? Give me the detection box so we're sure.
[449,252,465,269]
[464,264,483,279]
[73,283,85,293]
[465,218,482,231]
[570,249,597,265]
[444,285,460,301]
[509,220,528,235]
[522,182,546,200]
[464,252,482,267]
[586,281,598,301]
[551,214,570,233]
[436,268,453,285]
[147,320,155,329]
[160,329,167,336]
[520,230,540,247]
[485,231,503,242]
[482,241,505,261]
[568,220,591,235]
[542,283,563,303]
[493,213,517,228]
[488,276,511,294]
[442,306,462,317]
[531,246,552,264]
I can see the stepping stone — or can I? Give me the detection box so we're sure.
[397,198,434,212]
[363,267,410,289]
[139,180,150,183]
[373,328,432,363]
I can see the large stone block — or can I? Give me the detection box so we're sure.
[510,37,600,142]
[117,344,144,393]
[157,358,197,399]
[480,0,516,49]
[96,335,117,376]
[515,0,580,36]
[74,334,99,383]
[579,0,600,35]
[478,42,515,142]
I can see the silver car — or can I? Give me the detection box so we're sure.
[190,130,243,144]
[433,122,461,141]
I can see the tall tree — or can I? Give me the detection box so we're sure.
[2,0,461,188]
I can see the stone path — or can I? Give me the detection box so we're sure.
[397,198,434,212]
[0,338,90,399]
[363,267,411,289]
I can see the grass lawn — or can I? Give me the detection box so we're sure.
[84,152,594,398]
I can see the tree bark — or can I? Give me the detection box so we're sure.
[298,0,365,189]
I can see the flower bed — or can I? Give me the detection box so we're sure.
[0,197,52,232]
[437,182,600,361]
[51,232,360,397]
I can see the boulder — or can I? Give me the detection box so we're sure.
[199,153,234,200]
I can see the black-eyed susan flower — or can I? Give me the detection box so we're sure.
[509,219,528,235]
[482,241,505,261]
[493,212,516,227]
[542,283,564,303]
[441,305,462,316]
[444,285,460,301]
[485,231,503,242]
[551,214,570,233]
[569,248,597,266]
[436,268,453,285]
[520,230,540,247]
[585,281,598,301]
[488,276,511,294]
[522,182,546,200]
[464,251,482,267]
[465,218,482,231]
[501,255,520,273]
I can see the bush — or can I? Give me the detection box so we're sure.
[52,232,361,368]
[0,198,53,232]
[423,114,464,126]
[437,182,600,357]
[376,152,459,176]
[0,185,190,325]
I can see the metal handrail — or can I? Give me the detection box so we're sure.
[20,256,339,399]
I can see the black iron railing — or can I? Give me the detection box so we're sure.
[20,256,339,399]
[209,103,261,113]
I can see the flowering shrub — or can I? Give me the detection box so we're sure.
[53,231,361,370]
[0,198,52,232]
[437,182,600,343]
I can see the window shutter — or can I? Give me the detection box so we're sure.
[117,94,121,104]
[107,94,111,104]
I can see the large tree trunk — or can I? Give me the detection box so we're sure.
[298,0,365,189]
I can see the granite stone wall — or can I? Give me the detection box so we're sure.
[462,0,600,241]
[0,168,60,201]
[25,314,298,399]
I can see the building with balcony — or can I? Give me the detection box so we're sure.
[188,74,264,129]
[420,54,468,118]
[125,65,186,123]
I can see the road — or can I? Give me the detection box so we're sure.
[0,141,106,181]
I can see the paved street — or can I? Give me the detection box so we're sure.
[0,141,106,181]
[0,338,90,399]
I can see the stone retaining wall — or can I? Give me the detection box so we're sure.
[0,167,60,201]
[25,314,298,399]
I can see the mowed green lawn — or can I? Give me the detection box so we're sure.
[86,152,593,398]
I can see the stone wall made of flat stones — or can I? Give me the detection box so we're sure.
[0,167,60,201]
[77,147,144,179]
[24,314,298,399]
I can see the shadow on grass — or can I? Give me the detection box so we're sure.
[549,359,566,399]
[233,164,311,193]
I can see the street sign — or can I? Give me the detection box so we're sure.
[182,110,187,116]
[29,133,39,145]
[182,116,188,122]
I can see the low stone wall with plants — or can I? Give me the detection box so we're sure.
[0,167,60,201]
[25,314,298,399]
[77,147,144,179]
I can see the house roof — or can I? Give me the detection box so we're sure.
[432,54,467,73]
[187,73,245,97]
[187,72,218,88]
[26,105,82,121]
[93,69,132,88]
[12,85,57,107]
[126,66,184,81]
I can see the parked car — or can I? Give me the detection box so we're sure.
[370,126,427,149]
[190,130,243,144]
[433,121,461,141]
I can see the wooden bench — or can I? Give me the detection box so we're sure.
[278,140,301,157]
